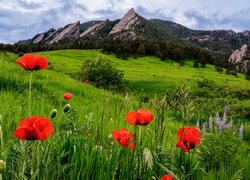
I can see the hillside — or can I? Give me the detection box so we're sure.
[34,49,250,121]
[151,19,250,54]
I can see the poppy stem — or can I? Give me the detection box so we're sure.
[138,126,142,147]
[31,141,36,179]
[57,112,65,130]
[29,71,33,117]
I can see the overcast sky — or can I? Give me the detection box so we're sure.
[0,0,250,44]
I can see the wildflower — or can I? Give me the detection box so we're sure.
[125,109,153,126]
[222,113,227,126]
[160,174,173,180]
[83,80,89,83]
[176,127,201,152]
[112,127,135,149]
[14,117,54,140]
[204,122,207,127]
[225,120,233,129]
[215,113,220,125]
[16,54,48,71]
[238,123,244,138]
[63,93,72,100]
[224,105,228,113]
[209,115,213,129]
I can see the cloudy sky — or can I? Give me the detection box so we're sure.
[0,0,250,44]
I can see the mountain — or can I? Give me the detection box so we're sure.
[17,21,101,44]
[16,8,249,55]
[228,44,250,72]
[151,19,250,54]
[17,8,186,45]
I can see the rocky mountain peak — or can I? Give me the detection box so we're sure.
[48,21,80,44]
[228,44,249,72]
[109,8,139,35]
[80,19,109,38]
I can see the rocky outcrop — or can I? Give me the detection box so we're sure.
[33,33,44,44]
[80,19,109,38]
[48,21,80,44]
[109,8,139,35]
[44,28,63,42]
[228,44,250,72]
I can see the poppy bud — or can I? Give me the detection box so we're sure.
[50,109,57,119]
[0,160,6,173]
[63,104,71,113]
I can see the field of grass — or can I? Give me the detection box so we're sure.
[34,49,249,96]
[0,51,249,179]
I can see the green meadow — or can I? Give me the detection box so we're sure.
[0,50,249,179]
[35,49,249,96]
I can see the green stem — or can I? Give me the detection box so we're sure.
[31,141,36,179]
[0,125,3,150]
[57,112,65,130]
[138,126,142,147]
[29,71,33,117]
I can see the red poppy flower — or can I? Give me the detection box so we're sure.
[63,93,72,100]
[112,127,135,149]
[16,54,48,71]
[160,174,173,180]
[83,80,88,83]
[14,117,54,140]
[125,109,153,126]
[176,127,201,152]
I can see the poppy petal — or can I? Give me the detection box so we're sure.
[125,111,138,125]
[112,130,120,142]
[33,117,54,139]
[137,109,153,125]
[14,127,27,140]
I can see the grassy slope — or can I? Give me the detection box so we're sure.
[34,49,249,96]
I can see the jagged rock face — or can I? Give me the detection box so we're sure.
[228,44,250,72]
[33,33,44,44]
[109,8,139,35]
[48,21,80,44]
[80,19,109,38]
[44,28,62,42]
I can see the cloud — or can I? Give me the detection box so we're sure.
[0,0,250,44]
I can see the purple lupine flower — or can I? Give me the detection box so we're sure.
[226,120,233,129]
[216,113,220,125]
[209,115,213,129]
[196,120,199,130]
[219,125,222,134]
[239,123,244,138]
[222,113,227,126]
[224,105,228,113]
[204,122,207,127]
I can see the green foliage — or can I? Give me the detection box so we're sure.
[198,128,243,171]
[78,57,127,91]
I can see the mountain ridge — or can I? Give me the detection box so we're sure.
[17,8,250,55]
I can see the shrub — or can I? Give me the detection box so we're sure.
[78,57,127,91]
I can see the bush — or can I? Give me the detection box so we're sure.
[78,57,127,91]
